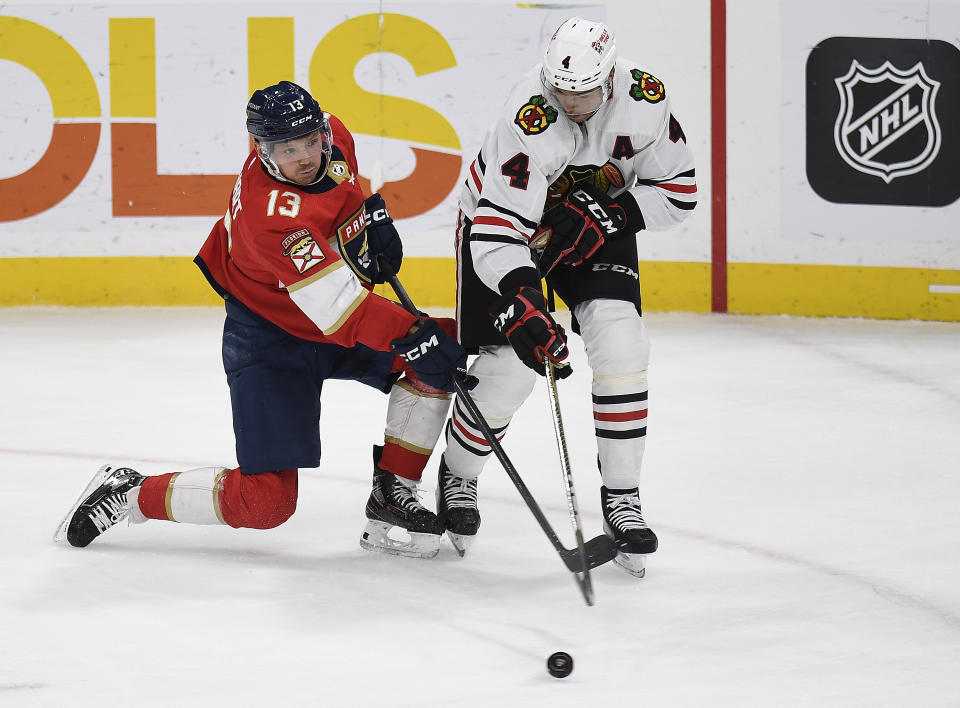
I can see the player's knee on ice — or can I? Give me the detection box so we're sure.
[220,469,299,529]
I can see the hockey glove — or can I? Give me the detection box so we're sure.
[535,185,627,275]
[363,193,403,284]
[489,287,572,378]
[391,319,477,393]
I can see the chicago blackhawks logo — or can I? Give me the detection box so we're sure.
[515,95,558,135]
[833,60,941,183]
[629,69,665,103]
[281,229,325,274]
[545,163,625,210]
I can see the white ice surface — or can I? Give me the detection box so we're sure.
[2,307,959,707]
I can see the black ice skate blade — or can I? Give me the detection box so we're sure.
[559,534,619,573]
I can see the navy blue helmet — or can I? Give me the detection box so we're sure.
[246,81,327,141]
[246,81,333,184]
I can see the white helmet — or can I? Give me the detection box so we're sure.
[542,17,617,93]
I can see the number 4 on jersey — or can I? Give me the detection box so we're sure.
[501,153,530,190]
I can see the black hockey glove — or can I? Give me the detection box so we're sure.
[363,193,403,284]
[489,287,572,378]
[535,185,626,275]
[391,319,477,393]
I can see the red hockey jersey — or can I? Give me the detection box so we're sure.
[195,115,416,351]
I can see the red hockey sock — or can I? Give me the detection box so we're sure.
[136,473,178,521]
[135,468,299,529]
[379,442,429,482]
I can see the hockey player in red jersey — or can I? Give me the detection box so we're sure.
[55,81,471,559]
[432,18,697,576]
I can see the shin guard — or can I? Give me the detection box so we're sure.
[382,376,452,481]
[576,299,650,489]
[442,345,535,479]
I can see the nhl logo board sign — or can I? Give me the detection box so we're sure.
[806,36,960,207]
[834,60,940,184]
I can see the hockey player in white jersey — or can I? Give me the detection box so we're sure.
[435,17,697,576]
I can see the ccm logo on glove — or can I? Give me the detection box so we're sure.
[568,189,621,235]
[397,333,440,362]
[366,207,389,224]
[492,304,516,332]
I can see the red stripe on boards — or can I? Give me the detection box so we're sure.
[711,0,728,313]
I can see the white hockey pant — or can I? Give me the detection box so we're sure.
[443,344,536,479]
[576,299,651,490]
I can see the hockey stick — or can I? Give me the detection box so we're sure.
[544,358,594,605]
[377,259,617,606]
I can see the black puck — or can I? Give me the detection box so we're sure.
[546,651,573,678]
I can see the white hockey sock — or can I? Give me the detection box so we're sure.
[165,466,230,524]
[593,371,647,489]
[443,398,509,479]
[575,299,651,490]
[442,345,534,479]
[126,486,147,524]
[384,377,452,455]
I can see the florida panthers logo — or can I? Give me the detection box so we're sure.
[629,69,665,103]
[281,229,325,274]
[833,60,941,183]
[515,96,558,135]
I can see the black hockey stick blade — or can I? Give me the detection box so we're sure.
[560,533,619,573]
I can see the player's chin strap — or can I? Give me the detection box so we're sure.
[377,256,616,607]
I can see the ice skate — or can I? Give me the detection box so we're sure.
[601,485,658,578]
[360,446,442,559]
[53,465,146,548]
[436,456,480,557]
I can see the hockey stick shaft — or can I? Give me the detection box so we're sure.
[545,359,594,604]
[377,261,616,587]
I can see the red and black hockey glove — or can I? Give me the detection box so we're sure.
[535,185,626,275]
[489,287,572,378]
[391,319,477,393]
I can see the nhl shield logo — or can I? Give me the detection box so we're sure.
[833,60,941,183]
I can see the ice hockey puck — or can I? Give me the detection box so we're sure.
[546,651,573,678]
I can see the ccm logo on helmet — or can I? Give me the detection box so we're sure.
[291,114,314,127]
[398,334,440,361]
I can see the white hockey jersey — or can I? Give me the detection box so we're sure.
[460,58,697,294]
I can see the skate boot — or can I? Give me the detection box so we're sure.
[601,485,658,578]
[53,465,146,548]
[436,456,480,557]
[360,445,443,559]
